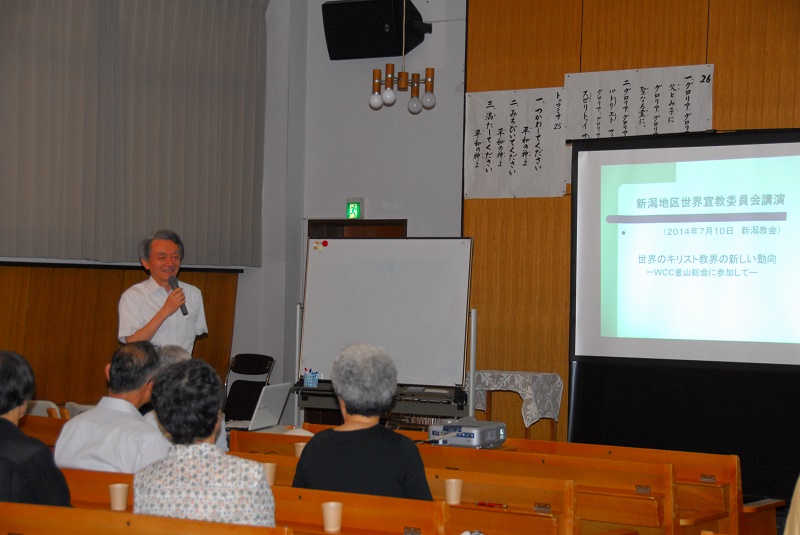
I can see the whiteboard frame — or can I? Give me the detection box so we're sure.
[299,238,473,387]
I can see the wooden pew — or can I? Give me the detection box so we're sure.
[231,448,578,534]
[481,436,784,535]
[497,438,739,532]
[304,423,782,535]
[740,499,787,535]
[229,429,311,456]
[60,468,135,510]
[427,467,575,535]
[231,429,680,534]
[272,485,444,535]
[418,443,682,535]
[227,451,300,487]
[59,463,567,535]
[229,446,575,535]
[0,501,293,534]
[18,414,67,450]
[229,450,577,535]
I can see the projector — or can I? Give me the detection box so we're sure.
[428,418,506,449]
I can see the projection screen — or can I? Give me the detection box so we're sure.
[572,129,800,366]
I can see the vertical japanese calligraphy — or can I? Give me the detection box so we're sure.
[464,88,568,199]
[565,64,713,141]
[464,65,714,199]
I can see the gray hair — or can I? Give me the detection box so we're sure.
[157,345,192,370]
[138,229,185,261]
[331,343,397,416]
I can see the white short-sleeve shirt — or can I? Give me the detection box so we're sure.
[54,396,171,473]
[118,276,208,354]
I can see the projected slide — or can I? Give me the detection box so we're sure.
[572,132,800,365]
[602,157,800,344]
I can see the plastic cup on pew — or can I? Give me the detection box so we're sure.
[293,442,306,457]
[263,462,277,485]
[108,483,129,511]
[444,478,463,504]
[321,501,343,533]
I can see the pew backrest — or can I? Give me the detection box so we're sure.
[505,437,742,531]
[419,443,678,533]
[0,501,293,534]
[227,451,299,486]
[60,468,134,510]
[18,414,67,450]
[229,429,312,456]
[427,467,575,535]
[271,485,444,534]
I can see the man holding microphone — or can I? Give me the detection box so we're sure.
[118,229,207,355]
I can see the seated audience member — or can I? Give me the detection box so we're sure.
[0,351,71,506]
[55,341,170,473]
[143,344,228,451]
[136,344,191,417]
[135,359,275,527]
[292,343,432,500]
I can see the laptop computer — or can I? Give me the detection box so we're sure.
[225,382,293,431]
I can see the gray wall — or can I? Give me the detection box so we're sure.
[231,0,468,409]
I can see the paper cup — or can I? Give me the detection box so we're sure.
[321,501,343,533]
[263,462,277,486]
[444,478,463,505]
[109,483,129,511]
[293,442,306,457]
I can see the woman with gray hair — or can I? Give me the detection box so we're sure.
[292,343,432,500]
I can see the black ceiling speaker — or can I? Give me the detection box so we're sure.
[321,0,432,61]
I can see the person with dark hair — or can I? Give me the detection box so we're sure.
[0,351,71,506]
[118,229,207,354]
[55,342,170,473]
[292,343,432,500]
[135,359,275,526]
[142,345,228,451]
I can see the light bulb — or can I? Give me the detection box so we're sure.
[408,96,422,115]
[369,93,384,110]
[381,87,396,106]
[422,92,436,110]
[421,92,436,110]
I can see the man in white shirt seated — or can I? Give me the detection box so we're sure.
[55,342,170,473]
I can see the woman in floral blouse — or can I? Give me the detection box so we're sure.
[134,359,276,527]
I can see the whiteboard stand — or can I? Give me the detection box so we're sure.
[293,302,303,427]
[468,308,477,418]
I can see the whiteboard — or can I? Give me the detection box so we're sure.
[299,238,472,387]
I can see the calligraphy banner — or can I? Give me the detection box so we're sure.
[464,87,569,199]
[464,65,714,199]
[564,64,714,141]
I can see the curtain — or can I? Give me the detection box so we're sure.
[0,0,266,266]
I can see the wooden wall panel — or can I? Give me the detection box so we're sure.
[464,197,572,440]
[708,0,800,129]
[581,0,709,72]
[180,270,239,381]
[0,265,238,405]
[464,0,582,440]
[0,266,31,353]
[24,268,126,404]
[466,0,583,92]
[464,0,800,439]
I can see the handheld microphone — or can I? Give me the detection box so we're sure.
[167,276,188,316]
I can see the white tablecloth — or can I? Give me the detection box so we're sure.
[464,370,564,427]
